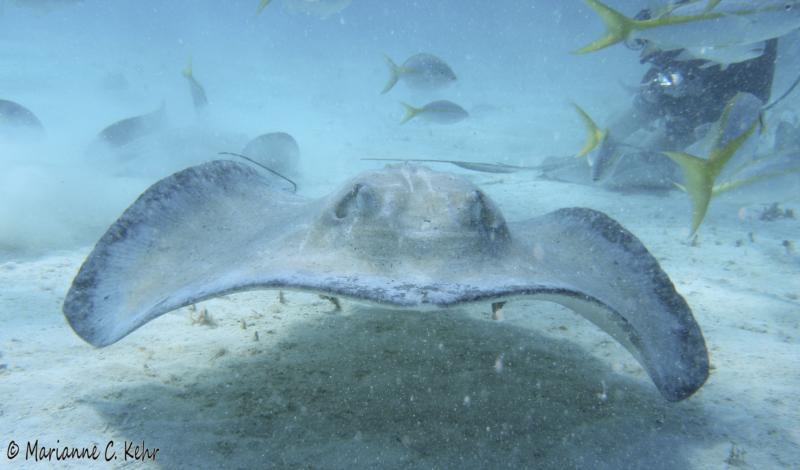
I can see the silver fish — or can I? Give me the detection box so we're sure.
[578,0,800,54]
[382,53,457,94]
[400,100,469,125]
[674,42,768,69]
[182,59,208,110]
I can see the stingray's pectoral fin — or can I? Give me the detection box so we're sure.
[63,160,302,347]
[515,208,709,401]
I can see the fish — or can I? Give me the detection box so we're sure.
[674,41,768,69]
[96,103,167,148]
[576,0,800,54]
[382,53,457,94]
[0,99,44,132]
[400,100,468,125]
[572,104,623,182]
[256,0,271,14]
[663,92,763,234]
[182,58,208,110]
[283,0,351,18]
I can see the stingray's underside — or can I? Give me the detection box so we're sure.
[63,161,709,401]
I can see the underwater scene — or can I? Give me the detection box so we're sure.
[1,0,799,468]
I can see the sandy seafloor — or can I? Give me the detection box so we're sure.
[1,1,800,469]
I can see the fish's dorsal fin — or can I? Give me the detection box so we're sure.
[572,103,607,158]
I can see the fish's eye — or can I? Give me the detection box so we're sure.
[787,3,793,11]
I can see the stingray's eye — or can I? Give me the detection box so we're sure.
[469,190,499,228]
[334,183,379,219]
[466,190,510,243]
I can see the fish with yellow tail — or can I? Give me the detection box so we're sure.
[182,58,208,110]
[576,0,800,55]
[663,92,762,235]
[400,100,468,125]
[571,103,625,182]
[382,53,457,94]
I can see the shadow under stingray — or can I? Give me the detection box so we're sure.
[90,306,714,469]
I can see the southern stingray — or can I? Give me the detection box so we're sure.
[63,161,708,401]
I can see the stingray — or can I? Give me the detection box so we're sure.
[63,161,709,401]
[240,131,300,177]
[0,98,44,133]
[96,103,166,148]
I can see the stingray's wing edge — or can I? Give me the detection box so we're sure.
[509,208,709,401]
[63,160,307,347]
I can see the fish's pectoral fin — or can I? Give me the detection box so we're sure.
[663,151,713,235]
[574,0,638,54]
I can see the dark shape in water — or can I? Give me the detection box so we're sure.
[241,132,300,176]
[96,103,166,147]
[182,59,208,110]
[0,99,44,132]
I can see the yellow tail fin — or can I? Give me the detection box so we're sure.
[663,152,713,236]
[182,57,193,79]
[257,0,271,14]
[572,103,606,158]
[664,117,758,235]
[400,102,420,124]
[381,55,402,94]
[574,0,637,54]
